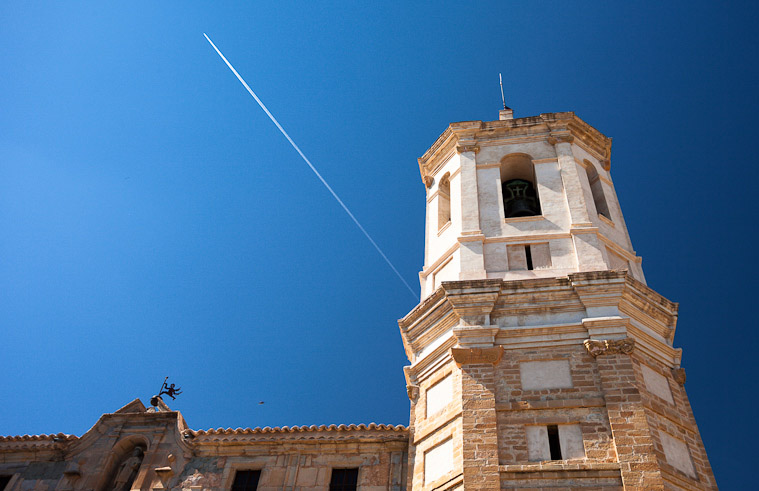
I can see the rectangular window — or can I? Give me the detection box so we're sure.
[526,424,585,461]
[231,470,261,491]
[330,468,358,491]
[507,243,551,271]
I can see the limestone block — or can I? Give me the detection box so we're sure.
[425,374,453,417]
[483,242,508,272]
[507,245,527,270]
[519,360,572,390]
[424,438,453,485]
[558,425,585,460]
[531,243,551,269]
[659,431,696,478]
[641,364,674,404]
[526,426,550,461]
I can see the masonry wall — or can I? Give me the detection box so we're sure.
[494,345,623,489]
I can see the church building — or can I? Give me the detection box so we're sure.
[0,108,717,490]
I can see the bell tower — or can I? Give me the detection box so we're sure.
[400,110,716,489]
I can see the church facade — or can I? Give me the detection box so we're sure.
[0,109,716,490]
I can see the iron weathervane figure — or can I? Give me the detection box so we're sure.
[158,376,182,400]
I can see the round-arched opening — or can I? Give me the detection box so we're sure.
[500,154,541,218]
[583,159,610,219]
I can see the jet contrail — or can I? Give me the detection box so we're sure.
[203,33,417,299]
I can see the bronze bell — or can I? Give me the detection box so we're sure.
[502,179,540,218]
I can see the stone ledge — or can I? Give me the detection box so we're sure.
[499,462,621,473]
[496,397,606,411]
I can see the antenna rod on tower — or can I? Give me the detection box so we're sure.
[499,73,506,110]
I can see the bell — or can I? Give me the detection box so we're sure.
[502,179,540,218]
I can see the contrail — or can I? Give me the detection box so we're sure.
[203,33,417,299]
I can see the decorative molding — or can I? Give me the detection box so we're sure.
[598,213,615,227]
[450,346,504,367]
[672,367,686,385]
[406,385,420,401]
[531,157,558,165]
[583,337,635,357]
[423,175,433,188]
[547,135,574,145]
[456,144,479,154]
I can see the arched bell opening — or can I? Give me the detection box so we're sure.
[500,154,541,218]
[583,160,610,219]
[437,172,451,231]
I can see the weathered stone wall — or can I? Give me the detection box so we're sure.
[631,351,717,490]
[0,407,408,491]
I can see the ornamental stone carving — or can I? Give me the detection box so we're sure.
[422,175,433,188]
[672,367,687,385]
[450,346,503,367]
[406,385,419,401]
[547,135,574,145]
[455,144,479,154]
[583,338,635,357]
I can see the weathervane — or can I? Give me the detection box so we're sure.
[158,376,182,400]
[149,377,183,412]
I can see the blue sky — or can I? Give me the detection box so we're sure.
[1,2,757,487]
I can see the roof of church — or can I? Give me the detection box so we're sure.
[192,423,406,436]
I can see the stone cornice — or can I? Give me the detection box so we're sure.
[188,424,409,445]
[400,271,681,368]
[417,112,613,182]
[441,279,501,326]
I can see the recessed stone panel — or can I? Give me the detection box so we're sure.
[659,431,696,478]
[520,360,572,390]
[426,374,453,417]
[424,438,453,484]
[641,364,674,404]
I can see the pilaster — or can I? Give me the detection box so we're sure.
[552,137,592,227]
[586,338,666,490]
[456,145,486,280]
[451,348,502,491]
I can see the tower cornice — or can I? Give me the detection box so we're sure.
[399,271,681,371]
[418,112,613,186]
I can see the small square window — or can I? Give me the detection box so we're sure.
[330,468,358,491]
[231,470,261,491]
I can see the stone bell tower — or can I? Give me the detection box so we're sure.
[399,110,716,490]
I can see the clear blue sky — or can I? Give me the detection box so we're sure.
[1,2,756,487]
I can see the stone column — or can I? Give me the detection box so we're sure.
[451,347,503,491]
[585,338,665,490]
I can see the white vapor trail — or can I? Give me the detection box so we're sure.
[203,33,417,299]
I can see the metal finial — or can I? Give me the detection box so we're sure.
[499,73,507,110]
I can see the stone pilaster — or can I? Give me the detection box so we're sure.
[456,145,486,280]
[552,137,592,227]
[587,339,665,490]
[451,348,502,490]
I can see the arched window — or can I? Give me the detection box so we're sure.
[500,154,541,218]
[437,173,451,231]
[584,160,610,219]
